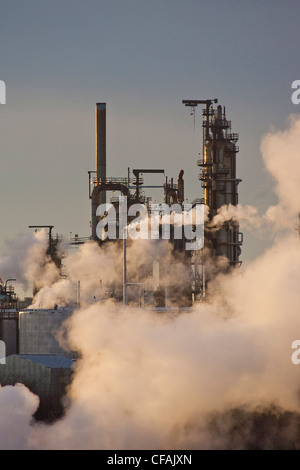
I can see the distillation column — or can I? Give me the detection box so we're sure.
[198,103,242,268]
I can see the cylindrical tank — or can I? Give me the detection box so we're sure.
[0,316,18,355]
[18,308,74,358]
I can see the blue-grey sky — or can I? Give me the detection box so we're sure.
[0,0,299,270]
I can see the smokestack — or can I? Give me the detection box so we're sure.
[177,169,184,204]
[91,103,106,240]
[96,103,106,204]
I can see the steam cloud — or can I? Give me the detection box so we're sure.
[208,114,300,234]
[0,229,60,293]
[0,115,300,449]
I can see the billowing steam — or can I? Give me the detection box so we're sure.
[0,115,300,449]
[0,229,60,293]
[261,114,300,228]
[208,114,300,234]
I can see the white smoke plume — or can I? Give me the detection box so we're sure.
[0,229,61,293]
[0,115,300,449]
[30,236,182,309]
[261,114,300,229]
[206,114,300,235]
[1,231,300,450]
[0,384,39,450]
[207,203,262,232]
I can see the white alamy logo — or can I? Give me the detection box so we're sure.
[96,196,204,251]
[291,80,300,105]
[291,340,300,365]
[0,80,6,104]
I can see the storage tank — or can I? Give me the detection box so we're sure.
[0,354,75,422]
[18,308,74,358]
[0,315,18,355]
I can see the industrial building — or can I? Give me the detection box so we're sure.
[18,308,74,358]
[89,99,242,304]
[0,281,20,356]
[0,98,242,310]
[0,97,243,421]
[0,307,75,421]
[0,354,74,422]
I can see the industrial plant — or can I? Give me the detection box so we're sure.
[0,98,243,421]
[90,99,242,305]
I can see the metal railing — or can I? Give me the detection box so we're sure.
[227,133,239,142]
[0,309,19,318]
[91,177,130,185]
[197,158,213,166]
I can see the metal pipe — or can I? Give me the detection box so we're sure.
[28,225,54,255]
[77,280,80,308]
[96,103,106,204]
[123,228,127,305]
[177,169,184,203]
[5,278,16,289]
[91,103,106,240]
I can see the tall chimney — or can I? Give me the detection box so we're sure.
[96,102,106,204]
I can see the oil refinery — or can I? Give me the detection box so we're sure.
[0,98,243,421]
[89,99,242,305]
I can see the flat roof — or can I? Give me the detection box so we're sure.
[10,354,75,369]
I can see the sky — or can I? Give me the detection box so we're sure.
[1,0,300,283]
[1,1,300,450]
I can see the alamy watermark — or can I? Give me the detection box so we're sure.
[0,80,6,104]
[96,196,204,251]
[291,80,300,105]
[291,340,300,365]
